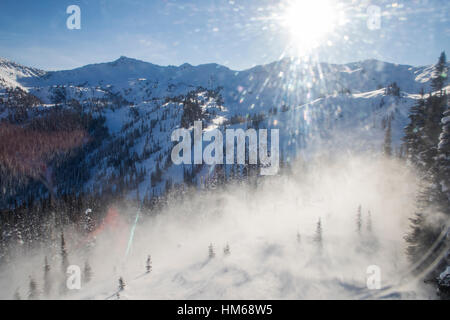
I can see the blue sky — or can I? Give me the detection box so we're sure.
[0,0,448,71]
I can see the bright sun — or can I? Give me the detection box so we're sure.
[281,0,344,53]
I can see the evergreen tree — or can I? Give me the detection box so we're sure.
[296,231,301,244]
[433,109,450,282]
[405,107,449,263]
[181,95,203,128]
[436,109,450,205]
[356,205,362,234]
[403,91,427,168]
[208,243,215,259]
[13,289,21,300]
[385,82,400,97]
[405,211,439,262]
[431,51,448,93]
[223,243,231,256]
[420,94,447,171]
[383,118,392,157]
[118,277,125,291]
[146,255,152,273]
[43,256,51,296]
[314,218,323,250]
[84,261,92,283]
[136,187,140,204]
[60,232,69,272]
[28,277,38,300]
[83,208,94,233]
[367,210,373,233]
[404,53,447,173]
[437,269,450,299]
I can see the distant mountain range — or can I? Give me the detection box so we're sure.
[0,55,446,207]
[0,55,436,106]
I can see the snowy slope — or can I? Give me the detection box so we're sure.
[2,155,430,300]
[0,58,45,91]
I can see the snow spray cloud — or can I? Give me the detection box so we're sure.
[0,152,437,300]
[171,121,280,175]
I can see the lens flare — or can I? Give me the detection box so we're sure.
[280,0,345,54]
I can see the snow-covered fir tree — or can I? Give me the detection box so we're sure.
[146,255,152,274]
[60,232,69,273]
[223,243,230,256]
[404,52,449,291]
[296,232,301,244]
[314,218,323,250]
[431,51,448,93]
[118,277,125,291]
[84,261,92,283]
[384,118,392,157]
[13,289,21,300]
[28,277,38,300]
[208,243,215,259]
[43,256,51,296]
[356,205,362,235]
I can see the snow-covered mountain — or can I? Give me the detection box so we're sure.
[0,58,45,90]
[0,57,438,205]
[1,55,434,107]
[0,56,440,206]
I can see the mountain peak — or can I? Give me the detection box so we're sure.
[107,56,162,70]
[115,56,138,63]
[110,56,153,66]
[0,57,20,67]
[0,57,44,74]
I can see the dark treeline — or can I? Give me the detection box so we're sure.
[0,107,108,209]
[401,52,449,298]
